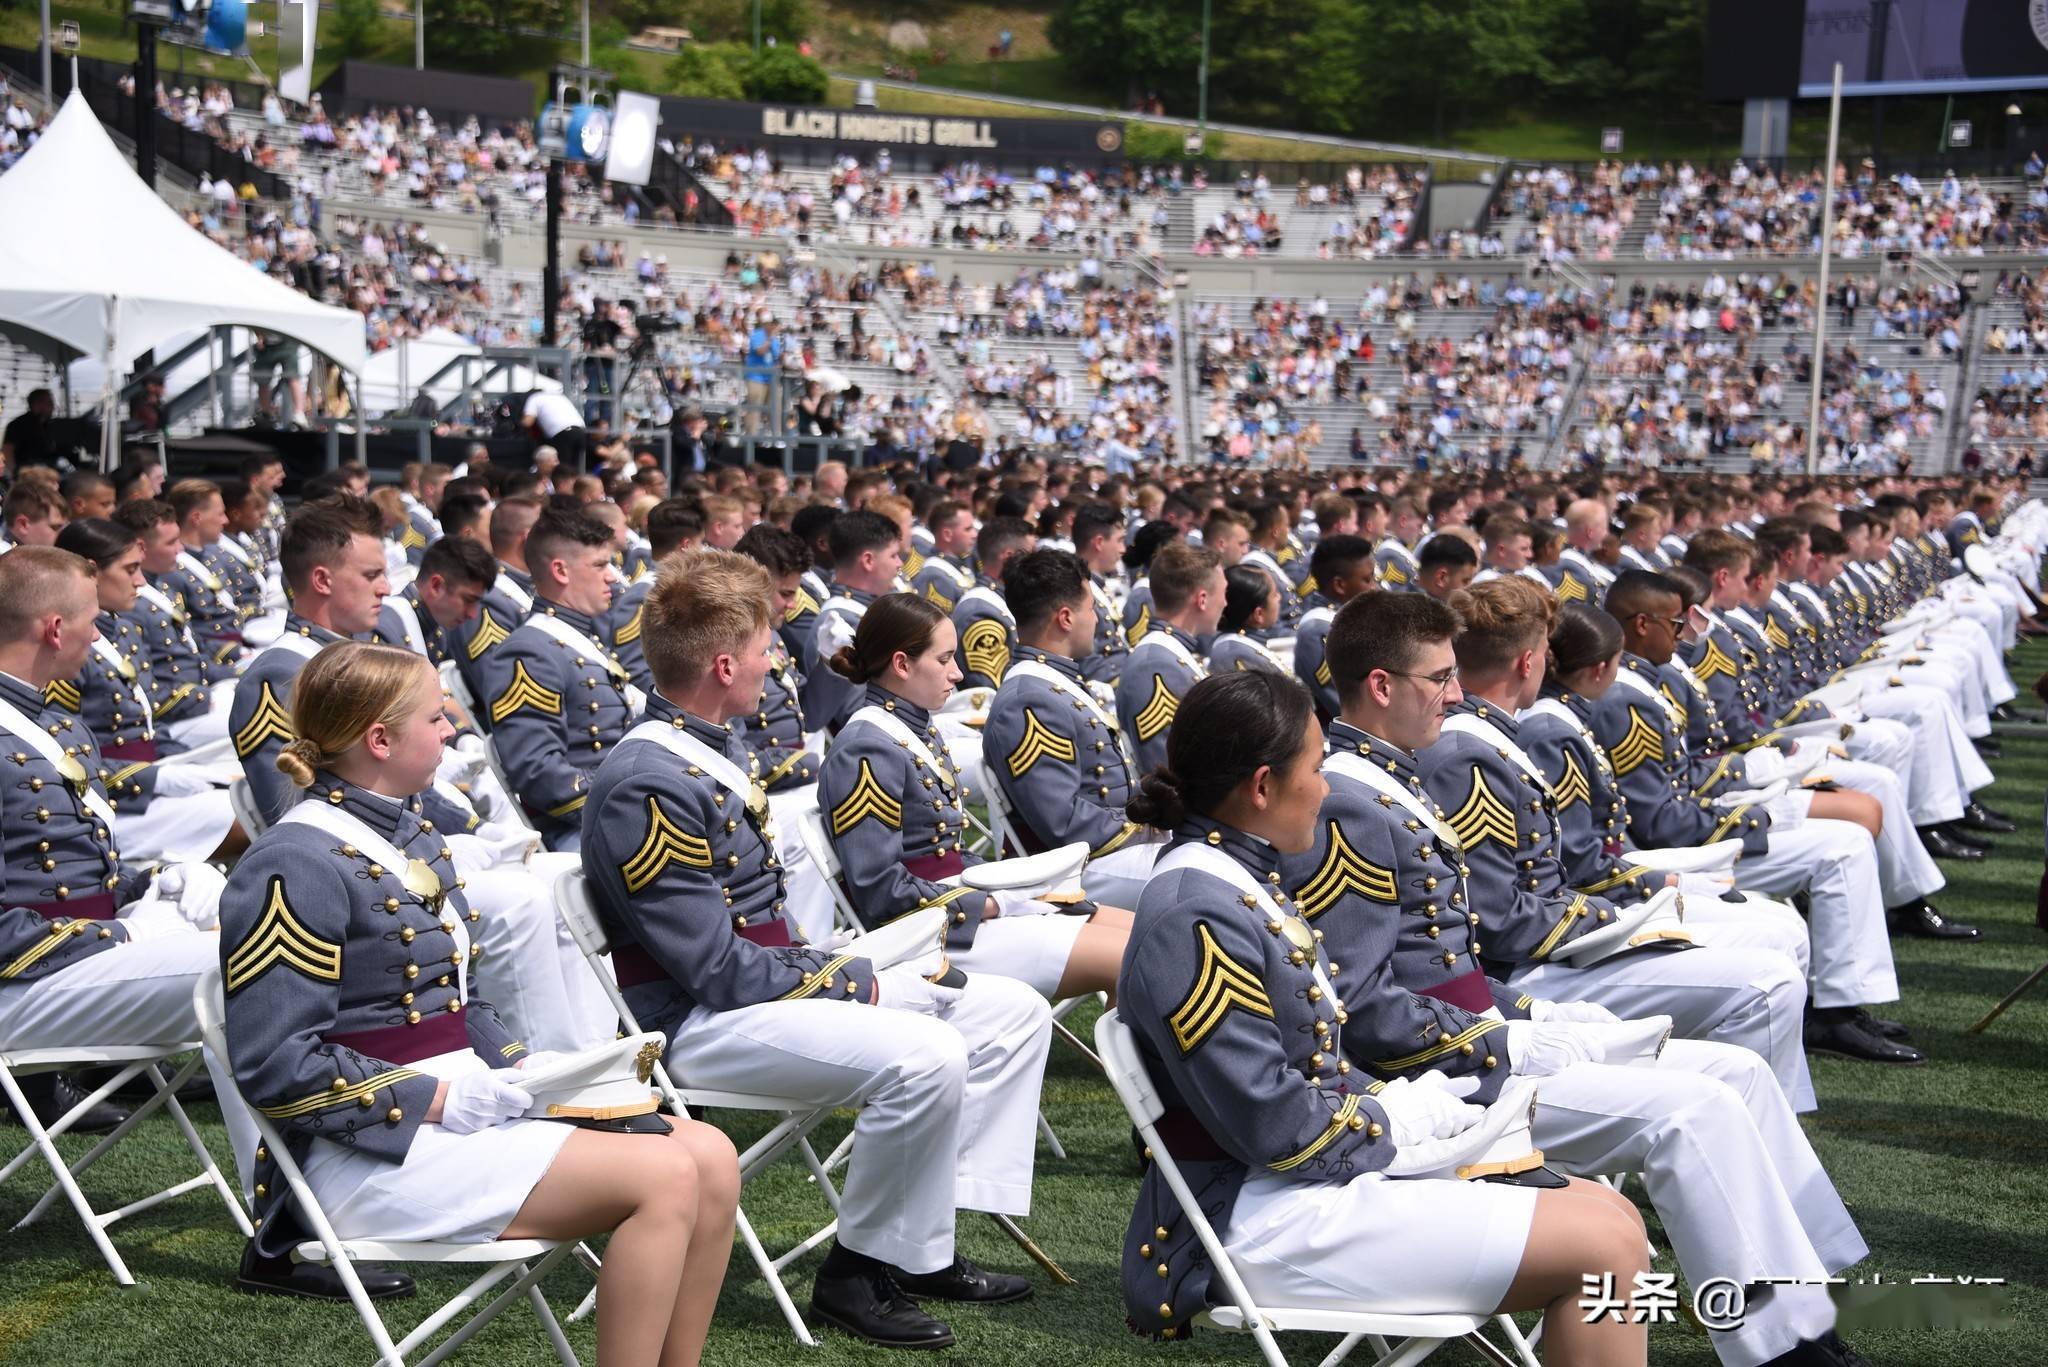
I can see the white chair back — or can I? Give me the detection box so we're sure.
[228,778,267,836]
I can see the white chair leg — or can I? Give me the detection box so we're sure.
[1315,1329,1370,1366]
[408,1256,555,1367]
[735,1204,819,1347]
[1492,1312,1544,1367]
[528,1275,581,1366]
[0,1065,137,1286]
[153,1061,255,1236]
[1036,1111,1067,1160]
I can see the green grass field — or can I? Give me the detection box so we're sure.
[3,650,2046,1365]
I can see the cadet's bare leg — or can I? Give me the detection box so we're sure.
[1807,789,1881,840]
[501,1120,740,1367]
[1496,1177,1649,1366]
[1054,906,1132,1004]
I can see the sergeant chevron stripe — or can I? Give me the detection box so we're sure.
[1294,822,1398,918]
[1125,602,1152,645]
[1006,709,1076,778]
[1446,767,1519,849]
[490,661,563,723]
[1660,684,1688,731]
[787,586,820,622]
[830,758,903,835]
[466,608,510,660]
[613,603,644,645]
[42,679,81,712]
[1315,657,1333,686]
[1609,706,1665,775]
[1133,674,1180,742]
[961,618,1011,682]
[1553,572,1589,604]
[1765,619,1791,650]
[1168,922,1274,1054]
[621,797,714,891]
[1553,750,1591,809]
[226,877,343,992]
[232,681,295,758]
[1696,638,1738,680]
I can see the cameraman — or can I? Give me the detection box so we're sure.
[579,299,632,423]
[522,387,589,472]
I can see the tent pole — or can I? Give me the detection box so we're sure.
[206,327,220,428]
[354,373,367,463]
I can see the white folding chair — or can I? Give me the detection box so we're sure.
[193,968,581,1367]
[551,869,844,1346]
[0,1028,251,1287]
[228,776,268,837]
[162,735,237,767]
[1094,1009,1528,1367]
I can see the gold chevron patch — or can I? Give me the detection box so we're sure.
[613,603,644,645]
[923,580,957,611]
[903,546,927,580]
[1124,602,1152,645]
[466,608,510,660]
[1294,822,1398,918]
[1314,657,1333,686]
[399,523,428,551]
[1006,709,1077,778]
[1167,922,1273,1055]
[42,679,82,712]
[1447,767,1520,849]
[1609,706,1665,775]
[1300,574,1319,595]
[1696,638,1737,680]
[1553,572,1589,604]
[1660,683,1688,731]
[1765,619,1791,650]
[490,661,563,723]
[830,758,903,836]
[787,586,820,623]
[1553,750,1591,809]
[1133,674,1180,742]
[961,617,1011,683]
[621,796,713,891]
[233,681,295,759]
[226,876,343,993]
[1380,561,1408,586]
[1270,1092,1362,1172]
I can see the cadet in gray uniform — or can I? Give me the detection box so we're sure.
[475,507,637,851]
[222,640,738,1355]
[818,594,1123,1000]
[1291,534,1377,723]
[605,500,702,694]
[1114,540,1222,780]
[160,479,246,667]
[951,516,1035,693]
[1070,504,1131,683]
[581,552,1048,1350]
[447,495,545,712]
[1205,565,1291,675]
[1277,592,1869,1367]
[732,525,822,790]
[982,549,1158,907]
[907,499,976,611]
[0,548,271,1281]
[113,499,234,746]
[373,536,496,671]
[1115,669,1651,1359]
[801,510,903,734]
[52,519,240,865]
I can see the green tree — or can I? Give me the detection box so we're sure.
[1049,0,1201,105]
[741,45,828,103]
[331,0,383,59]
[680,0,813,47]
[663,42,747,100]
[422,0,565,65]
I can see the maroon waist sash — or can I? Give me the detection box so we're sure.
[613,921,795,990]
[101,738,160,764]
[326,1010,469,1066]
[1414,967,1498,1016]
[26,894,118,922]
[903,851,967,882]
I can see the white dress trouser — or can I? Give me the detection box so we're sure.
[1681,890,1811,981]
[664,973,1050,1273]
[1816,757,1946,905]
[1731,819,1898,1010]
[1847,683,1988,819]
[466,855,617,1053]
[113,791,237,864]
[1533,1038,1867,1367]
[1507,944,1813,1114]
[163,682,236,747]
[0,932,260,1196]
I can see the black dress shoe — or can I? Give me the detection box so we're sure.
[3,1073,132,1136]
[1972,737,2004,759]
[1888,899,1983,940]
[1960,802,2018,834]
[1991,703,2018,722]
[1942,821,1996,849]
[1919,827,1986,861]
[1804,1014,1927,1065]
[812,1267,956,1349]
[236,1243,416,1301]
[1974,800,2015,823]
[892,1255,1033,1305]
[1854,1008,1911,1040]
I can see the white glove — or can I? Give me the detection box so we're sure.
[990,889,1058,917]
[1375,1072,1484,1149]
[116,899,188,944]
[437,744,489,786]
[445,834,500,879]
[437,1070,533,1134]
[155,763,231,797]
[155,862,227,928]
[875,965,965,1016]
[1503,1020,1605,1078]
[1528,999,1621,1025]
[512,1050,569,1075]
[1740,745,1790,785]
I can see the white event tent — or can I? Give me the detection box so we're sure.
[0,89,365,464]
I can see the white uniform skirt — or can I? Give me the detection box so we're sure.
[950,912,1087,998]
[300,1048,575,1244]
[114,790,237,863]
[1226,1169,1537,1316]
